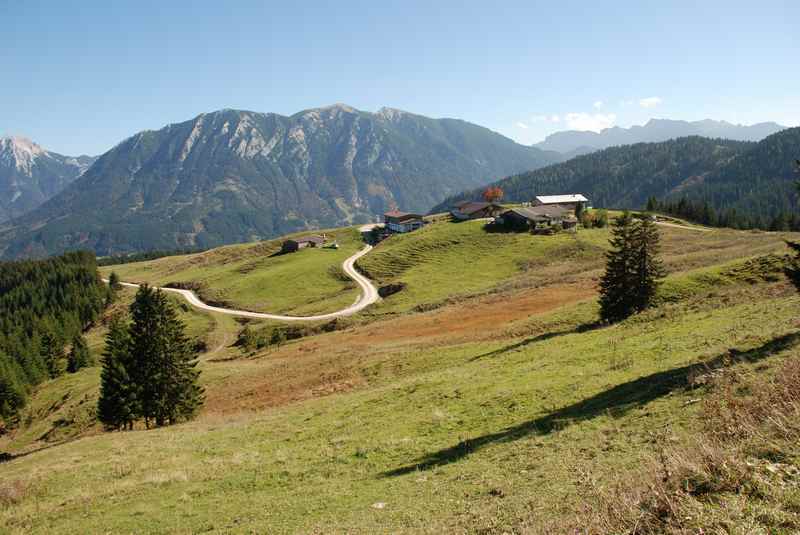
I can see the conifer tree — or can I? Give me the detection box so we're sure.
[630,216,666,312]
[67,334,91,373]
[97,318,137,430]
[0,355,26,422]
[599,212,636,323]
[784,159,800,290]
[599,213,666,322]
[128,285,203,427]
[40,328,65,378]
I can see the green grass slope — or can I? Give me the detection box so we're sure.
[2,253,799,533]
[358,217,793,314]
[100,227,363,316]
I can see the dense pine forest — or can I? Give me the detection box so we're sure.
[0,251,110,424]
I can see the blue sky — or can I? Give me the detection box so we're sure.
[2,0,798,155]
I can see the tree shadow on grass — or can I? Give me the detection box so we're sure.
[470,322,601,361]
[381,331,800,477]
[0,437,81,464]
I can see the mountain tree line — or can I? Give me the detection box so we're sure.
[98,284,203,430]
[646,196,800,231]
[0,251,111,422]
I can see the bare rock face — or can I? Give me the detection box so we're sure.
[0,106,558,258]
[0,136,96,223]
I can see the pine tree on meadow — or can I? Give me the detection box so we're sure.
[784,159,800,290]
[97,318,137,430]
[128,285,203,428]
[599,213,666,323]
[599,211,637,323]
[630,216,666,313]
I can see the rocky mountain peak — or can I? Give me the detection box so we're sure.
[0,136,47,175]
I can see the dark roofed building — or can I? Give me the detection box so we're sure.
[281,234,325,253]
[497,205,573,231]
[384,210,425,233]
[451,201,504,220]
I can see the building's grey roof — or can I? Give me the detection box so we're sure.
[385,210,423,221]
[454,201,503,215]
[287,234,325,245]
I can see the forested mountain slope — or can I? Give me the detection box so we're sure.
[670,127,800,222]
[433,136,753,212]
[0,251,109,422]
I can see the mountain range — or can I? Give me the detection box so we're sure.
[0,137,95,223]
[534,118,786,155]
[0,105,559,258]
[435,127,800,225]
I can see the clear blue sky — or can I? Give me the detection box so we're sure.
[2,0,798,155]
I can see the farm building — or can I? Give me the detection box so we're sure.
[450,201,505,220]
[384,210,425,233]
[497,205,576,232]
[532,194,589,212]
[281,234,325,253]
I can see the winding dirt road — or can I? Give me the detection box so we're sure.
[656,221,712,232]
[109,243,380,322]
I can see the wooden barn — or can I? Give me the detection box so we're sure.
[281,234,325,253]
[497,205,574,232]
[450,201,504,220]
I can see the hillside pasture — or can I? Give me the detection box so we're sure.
[100,227,364,316]
[3,221,800,533]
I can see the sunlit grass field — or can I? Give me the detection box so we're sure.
[4,219,800,533]
[100,227,363,316]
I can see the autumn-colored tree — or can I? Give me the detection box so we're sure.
[482,186,504,203]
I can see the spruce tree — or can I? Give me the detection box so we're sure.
[599,212,636,323]
[67,334,91,373]
[128,285,203,427]
[599,213,666,322]
[630,216,666,312]
[785,159,800,291]
[0,355,26,422]
[40,328,65,378]
[97,318,137,430]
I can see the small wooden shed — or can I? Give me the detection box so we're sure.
[281,235,325,253]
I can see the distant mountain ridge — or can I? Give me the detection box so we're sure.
[0,137,95,223]
[0,105,560,258]
[534,118,786,154]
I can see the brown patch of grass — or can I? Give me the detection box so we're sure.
[0,479,31,506]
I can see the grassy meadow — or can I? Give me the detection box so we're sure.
[3,217,800,533]
[100,227,364,316]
